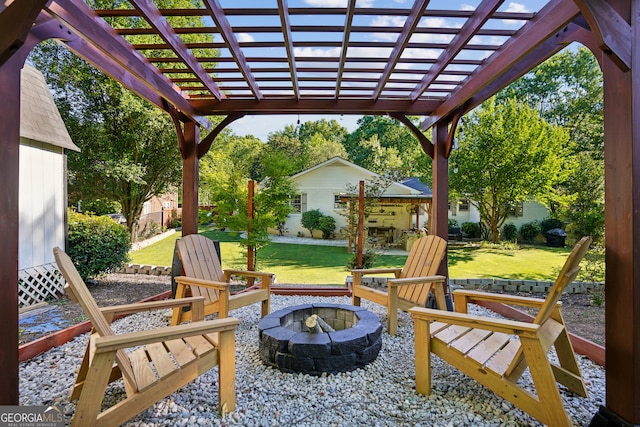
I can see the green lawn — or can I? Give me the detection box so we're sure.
[130,230,575,285]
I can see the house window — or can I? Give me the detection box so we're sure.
[459,199,470,211]
[291,193,307,213]
[508,201,524,217]
[334,194,347,209]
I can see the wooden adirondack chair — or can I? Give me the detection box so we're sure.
[409,236,592,427]
[53,247,239,427]
[351,234,448,335]
[171,234,274,326]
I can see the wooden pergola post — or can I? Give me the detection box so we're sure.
[357,180,364,268]
[181,122,199,237]
[0,54,23,405]
[247,179,255,274]
[595,7,640,423]
[431,121,449,278]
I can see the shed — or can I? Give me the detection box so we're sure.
[18,65,79,307]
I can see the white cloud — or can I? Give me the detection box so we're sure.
[505,2,530,13]
[502,2,531,27]
[460,3,475,11]
[294,47,341,57]
[304,0,347,6]
[237,33,254,43]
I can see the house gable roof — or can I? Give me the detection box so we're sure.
[20,65,80,152]
[291,157,424,196]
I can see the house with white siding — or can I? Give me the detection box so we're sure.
[279,157,551,243]
[448,198,550,230]
[18,65,79,306]
[280,157,431,243]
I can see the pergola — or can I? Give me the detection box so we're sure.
[1,0,638,423]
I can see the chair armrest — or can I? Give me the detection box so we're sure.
[223,270,274,289]
[409,307,539,338]
[100,296,206,318]
[93,317,240,353]
[388,275,446,287]
[351,268,402,277]
[453,289,550,309]
[174,276,231,291]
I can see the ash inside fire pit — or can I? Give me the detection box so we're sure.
[258,303,382,375]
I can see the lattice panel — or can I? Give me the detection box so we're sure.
[18,263,65,308]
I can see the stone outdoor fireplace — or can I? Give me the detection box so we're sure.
[258,303,382,375]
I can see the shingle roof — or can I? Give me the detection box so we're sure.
[20,65,79,152]
[401,177,432,197]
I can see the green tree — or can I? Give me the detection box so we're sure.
[343,115,431,181]
[199,131,263,205]
[210,152,296,269]
[29,0,214,241]
[451,98,568,242]
[498,47,604,241]
[263,119,348,175]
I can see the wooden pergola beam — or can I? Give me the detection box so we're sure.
[203,0,262,100]
[46,0,210,128]
[335,0,357,99]
[372,0,429,100]
[410,0,503,101]
[277,0,299,100]
[128,0,225,101]
[574,0,631,71]
[420,0,580,130]
[191,98,440,115]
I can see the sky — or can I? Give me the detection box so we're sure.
[221,0,542,140]
[228,114,364,140]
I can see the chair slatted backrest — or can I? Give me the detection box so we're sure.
[53,247,138,391]
[177,235,225,304]
[533,236,592,325]
[501,236,591,378]
[397,235,448,305]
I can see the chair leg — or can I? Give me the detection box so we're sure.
[414,318,432,395]
[218,330,236,413]
[388,286,398,336]
[552,329,588,397]
[72,351,117,427]
[521,337,573,427]
[261,297,270,318]
[352,294,361,306]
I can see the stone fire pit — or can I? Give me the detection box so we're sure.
[258,303,382,375]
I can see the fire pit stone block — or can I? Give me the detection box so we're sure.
[259,303,382,375]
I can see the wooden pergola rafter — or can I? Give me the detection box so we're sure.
[2,0,640,425]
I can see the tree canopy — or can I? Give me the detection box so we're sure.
[29,0,214,241]
[451,98,568,242]
[498,46,604,243]
[342,115,431,182]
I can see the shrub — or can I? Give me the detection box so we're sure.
[539,217,564,234]
[301,209,323,237]
[519,221,541,242]
[78,199,120,216]
[461,222,481,238]
[318,215,336,239]
[502,223,518,242]
[198,209,213,225]
[141,220,162,240]
[167,209,181,229]
[448,218,459,229]
[347,248,377,269]
[67,210,131,281]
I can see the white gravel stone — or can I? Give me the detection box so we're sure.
[20,295,605,426]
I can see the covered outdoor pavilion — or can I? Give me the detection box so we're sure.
[1,0,638,424]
